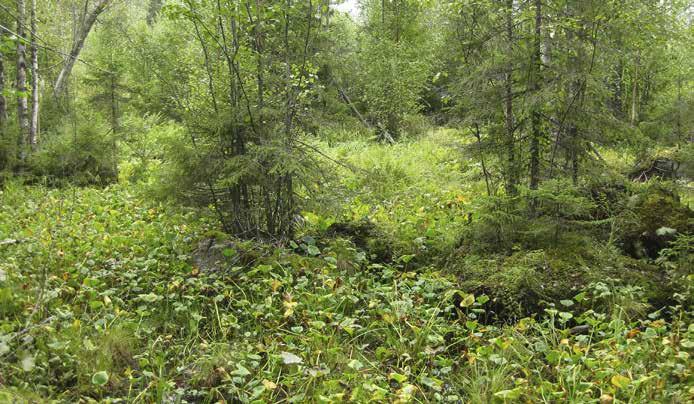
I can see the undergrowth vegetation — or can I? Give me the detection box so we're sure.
[1,130,691,402]
[0,0,692,401]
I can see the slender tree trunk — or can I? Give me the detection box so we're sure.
[251,0,274,237]
[630,52,639,125]
[282,0,295,238]
[565,5,582,186]
[109,71,118,133]
[29,0,39,148]
[529,0,542,191]
[0,32,7,128]
[613,60,623,115]
[16,0,29,160]
[680,76,683,147]
[228,4,250,233]
[504,0,517,196]
[474,123,492,197]
[53,0,111,96]
[394,0,400,43]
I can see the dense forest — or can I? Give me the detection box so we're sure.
[0,0,692,402]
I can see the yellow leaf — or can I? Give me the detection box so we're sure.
[611,374,631,389]
[283,301,298,317]
[460,293,475,308]
[262,379,277,390]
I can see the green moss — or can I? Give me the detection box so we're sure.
[450,244,674,322]
[621,184,694,258]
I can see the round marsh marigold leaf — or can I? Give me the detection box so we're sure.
[92,371,109,386]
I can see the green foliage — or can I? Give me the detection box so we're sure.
[0,183,691,402]
[305,129,474,256]
[0,0,692,401]
[117,113,183,184]
[619,183,694,259]
[27,116,117,186]
[0,120,18,181]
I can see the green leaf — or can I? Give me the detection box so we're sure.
[560,299,574,307]
[231,364,251,377]
[347,359,364,370]
[419,375,443,391]
[307,245,321,256]
[558,312,573,321]
[139,293,161,303]
[92,371,109,386]
[389,372,408,383]
[400,254,415,263]
[21,355,35,372]
[494,387,523,400]
[611,374,631,389]
[459,293,475,308]
[280,351,303,365]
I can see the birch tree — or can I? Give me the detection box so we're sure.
[29,0,37,147]
[16,0,29,159]
[0,30,7,128]
[53,0,111,96]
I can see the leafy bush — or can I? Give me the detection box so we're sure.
[118,113,183,183]
[27,116,117,186]
[0,121,19,182]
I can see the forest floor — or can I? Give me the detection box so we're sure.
[0,130,692,402]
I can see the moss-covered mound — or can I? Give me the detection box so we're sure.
[447,245,673,322]
[620,185,694,259]
[325,220,393,262]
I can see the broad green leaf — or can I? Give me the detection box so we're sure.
[494,387,523,400]
[307,245,321,256]
[92,371,109,386]
[231,364,251,377]
[560,299,574,307]
[389,372,408,383]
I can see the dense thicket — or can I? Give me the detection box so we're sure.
[0,1,692,400]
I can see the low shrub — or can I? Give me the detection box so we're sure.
[27,117,117,186]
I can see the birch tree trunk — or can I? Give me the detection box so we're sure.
[16,0,29,160]
[53,0,111,96]
[29,0,39,148]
